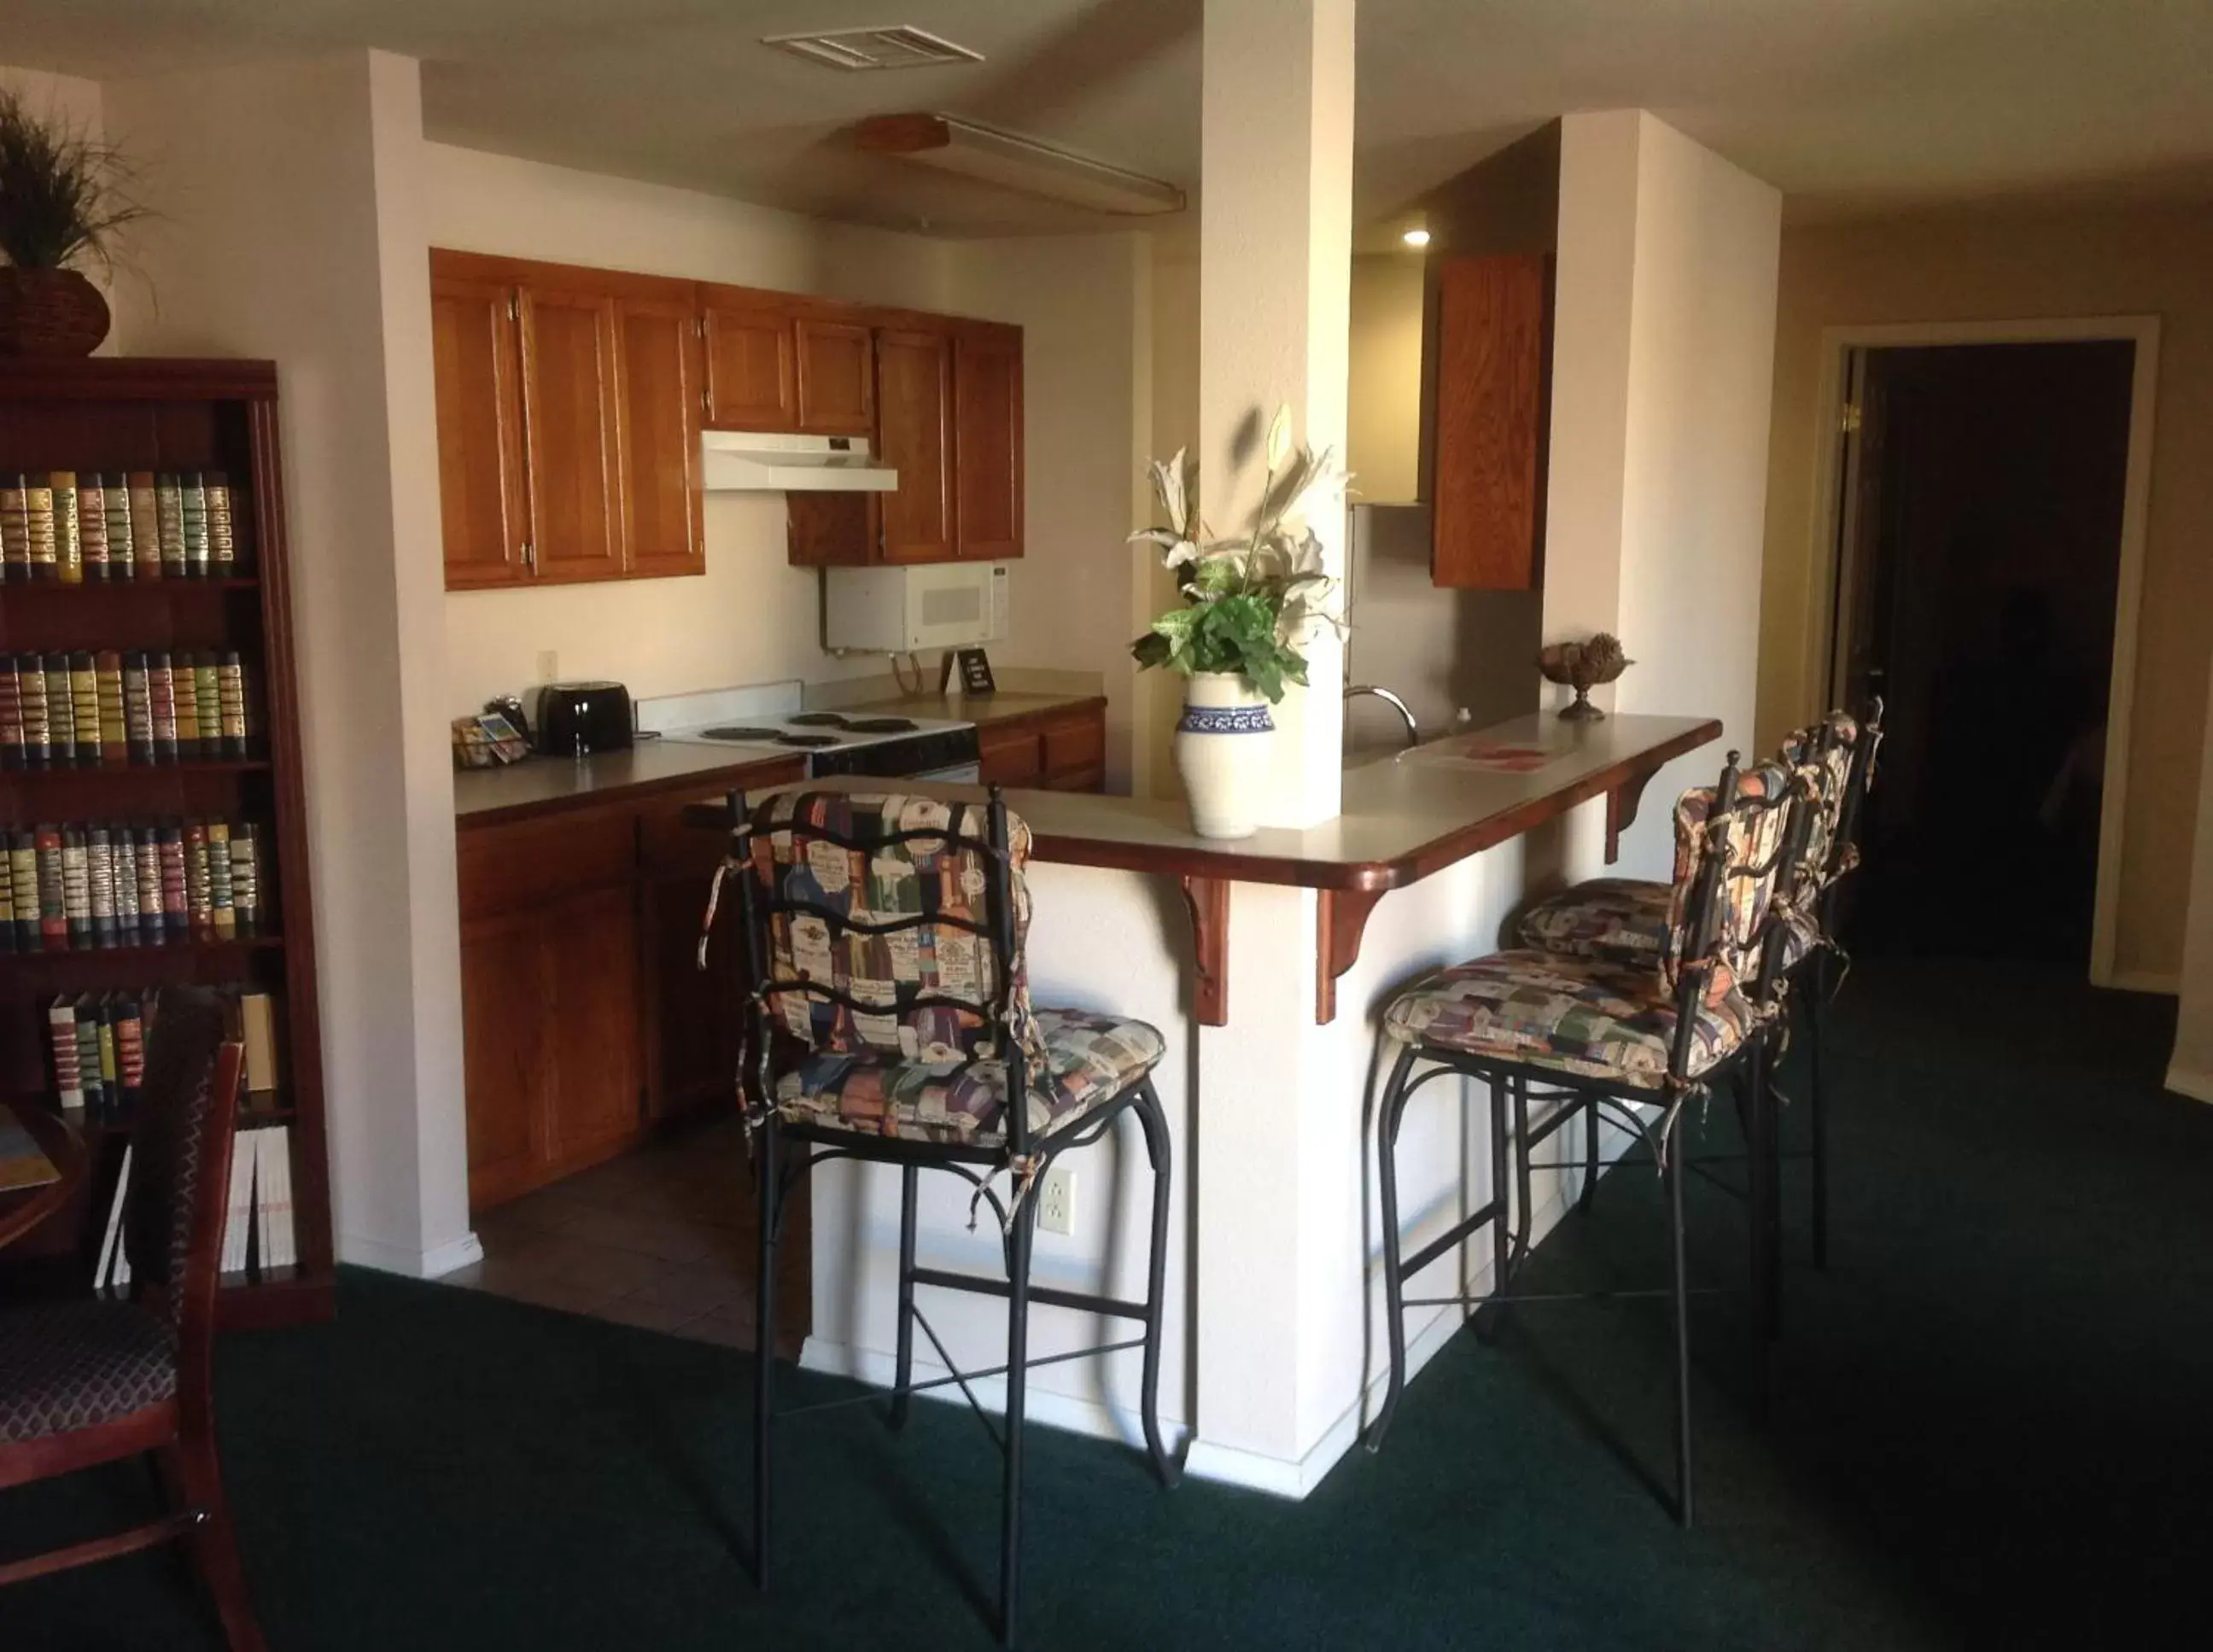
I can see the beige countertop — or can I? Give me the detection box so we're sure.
[820,689,1106,725]
[453,741,803,826]
[778,713,1720,892]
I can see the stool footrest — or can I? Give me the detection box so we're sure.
[910,1264,1148,1323]
[1401,1196,1508,1279]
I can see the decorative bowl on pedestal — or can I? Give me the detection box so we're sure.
[1537,633,1632,721]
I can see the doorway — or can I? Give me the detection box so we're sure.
[1826,338,2141,968]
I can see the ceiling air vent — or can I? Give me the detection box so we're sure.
[763,26,984,72]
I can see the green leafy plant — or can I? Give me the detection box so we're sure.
[0,87,148,273]
[1128,406,1346,703]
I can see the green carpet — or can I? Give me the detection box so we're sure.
[5,959,2206,1649]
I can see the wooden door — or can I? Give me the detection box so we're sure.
[614,292,706,579]
[430,271,529,589]
[461,909,550,1208]
[955,324,1024,561]
[1430,254,1550,590]
[545,883,644,1167]
[794,318,875,435]
[875,327,955,563]
[702,295,796,429]
[518,283,622,581]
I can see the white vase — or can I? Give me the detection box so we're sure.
[1174,671,1276,839]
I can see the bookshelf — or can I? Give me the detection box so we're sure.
[0,359,331,1329]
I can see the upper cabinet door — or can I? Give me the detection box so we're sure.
[701,290,796,429]
[795,317,875,435]
[614,291,706,579]
[875,327,955,564]
[1430,254,1550,591]
[954,323,1024,561]
[518,283,624,582]
[430,271,529,590]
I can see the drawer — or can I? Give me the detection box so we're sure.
[1042,712,1104,778]
[979,727,1043,785]
[638,758,807,867]
[458,804,636,920]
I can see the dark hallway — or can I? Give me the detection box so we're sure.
[1833,340,2135,966]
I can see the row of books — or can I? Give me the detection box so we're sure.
[49,987,280,1120]
[0,470,242,583]
[3,818,266,951]
[0,650,254,768]
[97,1124,298,1289]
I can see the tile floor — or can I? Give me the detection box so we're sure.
[447,1116,805,1355]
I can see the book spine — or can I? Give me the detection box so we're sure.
[43,654,75,767]
[17,653,50,768]
[172,651,201,759]
[1,473,28,581]
[78,473,108,579]
[102,472,134,576]
[182,472,211,575]
[207,820,236,940]
[9,832,38,950]
[115,996,146,1110]
[86,825,117,949]
[192,656,222,759]
[61,826,91,948]
[134,826,166,947]
[50,471,82,584]
[158,824,188,940]
[0,842,11,953]
[0,653,20,770]
[75,1001,105,1116]
[113,828,142,948]
[218,652,249,759]
[148,651,179,763]
[231,822,260,937]
[34,825,66,950]
[50,998,83,1111]
[67,652,101,763]
[95,649,127,765]
[184,820,214,940]
[206,471,237,573]
[93,1001,119,1122]
[128,472,161,579]
[156,472,187,578]
[123,651,155,766]
[26,475,58,581]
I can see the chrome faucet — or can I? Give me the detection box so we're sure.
[1344,684,1419,747]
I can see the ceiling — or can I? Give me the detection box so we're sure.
[5,0,2212,237]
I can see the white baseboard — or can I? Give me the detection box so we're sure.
[2108,970,2180,995]
[338,1229,483,1279]
[2165,1065,2213,1105]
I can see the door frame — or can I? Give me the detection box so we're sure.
[1802,315,2163,989]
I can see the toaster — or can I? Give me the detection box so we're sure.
[534,681,634,756]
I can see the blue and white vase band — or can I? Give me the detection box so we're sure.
[1177,703,1275,736]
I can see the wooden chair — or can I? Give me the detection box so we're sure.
[0,987,264,1651]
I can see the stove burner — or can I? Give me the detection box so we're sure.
[775,733,839,749]
[844,716,920,734]
[785,711,851,727]
[698,726,786,742]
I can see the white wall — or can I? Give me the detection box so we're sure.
[423,144,955,715]
[102,50,474,1277]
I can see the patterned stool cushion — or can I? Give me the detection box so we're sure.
[0,1299,178,1444]
[1382,950,1757,1089]
[1518,880,1827,979]
[775,1006,1165,1146]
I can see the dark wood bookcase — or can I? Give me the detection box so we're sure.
[0,359,332,1328]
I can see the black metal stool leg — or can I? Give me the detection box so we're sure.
[1578,1095,1602,1214]
[1667,1129,1695,1528]
[889,1165,920,1432]
[1474,1077,1513,1345]
[1509,1077,1534,1276]
[1363,1045,1419,1452]
[752,1114,780,1586]
[1131,1081,1181,1486]
[998,1188,1039,1647]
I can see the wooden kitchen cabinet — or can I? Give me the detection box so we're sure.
[430,270,531,589]
[976,700,1108,793]
[796,317,877,435]
[700,285,797,429]
[1430,254,1551,591]
[614,289,707,578]
[875,326,956,563]
[519,281,625,582]
[955,322,1025,561]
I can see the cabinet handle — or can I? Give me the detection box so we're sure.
[521,540,536,573]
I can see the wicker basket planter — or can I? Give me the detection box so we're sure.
[0,268,110,356]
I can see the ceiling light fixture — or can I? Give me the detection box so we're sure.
[764,26,983,72]
[853,113,1187,216]
[1402,227,1432,248]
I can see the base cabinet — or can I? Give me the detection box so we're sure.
[976,701,1109,793]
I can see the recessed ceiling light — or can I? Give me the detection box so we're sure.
[1402,228,1432,248]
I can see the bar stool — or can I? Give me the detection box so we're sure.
[1365,753,1808,1522]
[703,785,1178,1649]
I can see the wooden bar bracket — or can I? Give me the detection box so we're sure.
[1180,874,1229,1027]
[1315,887,1387,1024]
[1604,767,1661,863]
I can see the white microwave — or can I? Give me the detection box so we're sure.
[822,563,1010,654]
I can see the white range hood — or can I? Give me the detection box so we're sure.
[700,429,899,493]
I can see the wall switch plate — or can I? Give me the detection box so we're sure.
[1036,1165,1075,1235]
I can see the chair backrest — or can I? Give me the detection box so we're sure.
[122,987,240,1332]
[1658,753,1809,1016]
[1782,697,1884,908]
[727,787,1048,1153]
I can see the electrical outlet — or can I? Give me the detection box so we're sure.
[536,650,559,682]
[1036,1165,1075,1235]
